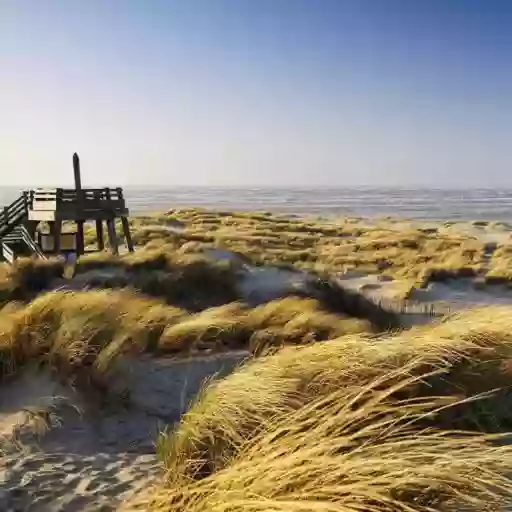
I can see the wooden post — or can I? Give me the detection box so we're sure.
[73,153,82,191]
[73,153,85,256]
[76,222,85,255]
[96,220,104,250]
[93,190,105,251]
[24,221,38,240]
[121,217,134,252]
[51,220,62,254]
[106,218,119,255]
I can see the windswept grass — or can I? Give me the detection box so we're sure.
[152,306,512,490]
[132,359,512,511]
[159,297,370,355]
[75,249,241,311]
[0,290,372,383]
[0,258,65,305]
[122,208,497,294]
[0,289,185,381]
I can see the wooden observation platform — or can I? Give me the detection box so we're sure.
[0,153,134,263]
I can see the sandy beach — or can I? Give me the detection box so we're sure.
[3,210,512,510]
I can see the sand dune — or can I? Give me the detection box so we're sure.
[0,352,248,511]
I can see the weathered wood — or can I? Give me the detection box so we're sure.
[1,152,133,261]
[96,219,105,250]
[76,221,85,256]
[23,221,38,240]
[29,209,129,222]
[59,199,125,210]
[52,221,62,253]
[73,153,82,192]
[106,218,119,255]
[121,217,134,252]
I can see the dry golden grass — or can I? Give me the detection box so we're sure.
[75,249,241,311]
[131,359,512,511]
[159,297,371,355]
[0,258,65,305]
[4,208,512,304]
[0,289,185,381]
[144,305,512,508]
[0,290,373,383]
[122,208,498,292]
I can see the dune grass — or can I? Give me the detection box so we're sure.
[4,208,512,301]
[0,258,65,306]
[121,208,511,294]
[75,249,242,311]
[131,305,512,511]
[0,289,375,386]
[131,358,512,511]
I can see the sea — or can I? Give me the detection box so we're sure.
[2,186,512,222]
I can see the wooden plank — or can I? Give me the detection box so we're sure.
[52,209,129,221]
[34,188,57,193]
[60,187,123,197]
[29,210,56,222]
[33,195,56,201]
[1,243,14,264]
[40,234,55,252]
[32,200,57,211]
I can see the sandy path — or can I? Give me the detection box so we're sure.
[0,451,158,511]
[0,351,249,511]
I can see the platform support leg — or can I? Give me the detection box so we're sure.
[121,217,134,252]
[50,220,62,255]
[76,221,85,256]
[95,220,105,251]
[106,218,119,255]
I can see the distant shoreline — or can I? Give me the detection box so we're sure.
[3,186,512,221]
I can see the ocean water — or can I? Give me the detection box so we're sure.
[2,186,512,221]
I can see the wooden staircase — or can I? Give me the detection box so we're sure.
[0,193,45,263]
[0,193,30,238]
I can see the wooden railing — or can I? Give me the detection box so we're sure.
[0,192,30,237]
[1,186,126,236]
[29,187,125,210]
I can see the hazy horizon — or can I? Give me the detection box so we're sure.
[2,1,512,188]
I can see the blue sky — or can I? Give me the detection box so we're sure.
[1,0,512,187]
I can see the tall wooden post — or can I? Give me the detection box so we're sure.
[73,152,85,255]
[73,153,82,191]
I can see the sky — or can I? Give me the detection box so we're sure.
[2,0,512,188]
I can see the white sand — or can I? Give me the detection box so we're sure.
[0,351,249,511]
[202,247,317,305]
